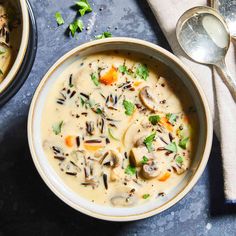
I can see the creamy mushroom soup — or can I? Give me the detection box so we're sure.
[41,51,198,207]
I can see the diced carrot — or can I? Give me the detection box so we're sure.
[99,66,118,85]
[84,143,104,151]
[158,171,171,182]
[160,117,173,132]
[65,135,74,147]
[133,81,142,87]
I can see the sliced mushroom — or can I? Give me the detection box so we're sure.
[110,194,137,207]
[142,161,161,179]
[123,121,149,149]
[139,86,158,111]
[130,147,148,167]
[171,162,187,175]
[101,149,122,168]
[110,167,121,182]
[110,149,122,167]
[123,123,139,149]
[134,136,146,148]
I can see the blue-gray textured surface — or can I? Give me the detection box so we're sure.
[0,0,235,235]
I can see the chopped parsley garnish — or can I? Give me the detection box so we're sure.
[90,73,99,86]
[141,156,149,164]
[118,65,128,73]
[142,194,150,199]
[143,132,156,152]
[176,156,184,165]
[148,115,161,125]
[75,0,92,16]
[165,142,178,153]
[95,31,112,39]
[55,11,64,25]
[69,19,84,37]
[52,121,63,135]
[125,165,136,175]
[178,137,189,149]
[108,128,120,141]
[95,108,103,114]
[80,97,85,106]
[166,113,177,125]
[118,65,133,76]
[0,69,3,75]
[136,64,149,80]
[77,19,84,31]
[123,100,135,116]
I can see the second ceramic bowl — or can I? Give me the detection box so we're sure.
[0,0,29,93]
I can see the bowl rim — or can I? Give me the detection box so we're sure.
[0,0,30,93]
[28,37,213,221]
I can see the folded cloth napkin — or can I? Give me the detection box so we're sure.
[147,0,236,202]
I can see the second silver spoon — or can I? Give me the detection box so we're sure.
[176,6,236,101]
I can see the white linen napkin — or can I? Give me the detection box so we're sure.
[147,0,236,202]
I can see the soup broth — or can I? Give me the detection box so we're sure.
[41,51,198,207]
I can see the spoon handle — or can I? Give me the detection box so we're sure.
[216,60,236,102]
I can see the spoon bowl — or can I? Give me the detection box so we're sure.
[176,6,236,101]
[212,0,236,39]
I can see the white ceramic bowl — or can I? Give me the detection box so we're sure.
[0,0,29,93]
[28,38,213,221]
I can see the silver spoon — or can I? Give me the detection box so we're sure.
[212,0,236,39]
[176,6,236,101]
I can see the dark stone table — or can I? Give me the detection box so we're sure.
[0,0,235,235]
